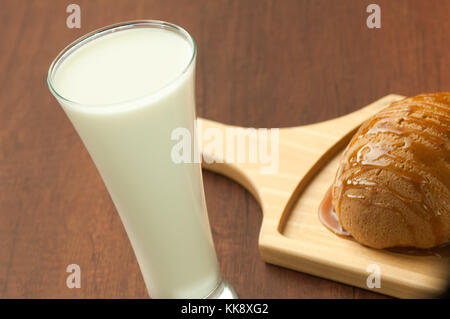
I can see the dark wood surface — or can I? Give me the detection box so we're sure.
[1,0,449,298]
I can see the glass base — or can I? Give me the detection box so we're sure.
[205,279,238,299]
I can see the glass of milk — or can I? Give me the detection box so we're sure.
[47,20,237,299]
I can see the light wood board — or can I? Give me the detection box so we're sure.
[198,94,449,298]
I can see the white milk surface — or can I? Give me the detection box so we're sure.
[52,27,221,298]
[53,28,193,105]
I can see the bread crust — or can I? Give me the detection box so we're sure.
[332,93,450,249]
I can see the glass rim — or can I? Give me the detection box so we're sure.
[47,20,197,111]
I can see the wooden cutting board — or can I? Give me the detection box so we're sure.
[198,94,449,298]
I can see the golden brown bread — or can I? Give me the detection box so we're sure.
[332,93,450,249]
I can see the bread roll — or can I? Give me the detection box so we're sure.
[332,93,450,249]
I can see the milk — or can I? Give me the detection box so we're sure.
[49,26,221,298]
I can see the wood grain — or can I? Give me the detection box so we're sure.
[1,0,449,298]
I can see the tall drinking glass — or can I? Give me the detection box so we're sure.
[47,20,237,299]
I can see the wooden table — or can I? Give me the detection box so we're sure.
[1,0,449,298]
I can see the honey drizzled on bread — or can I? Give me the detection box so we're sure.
[331,93,450,249]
